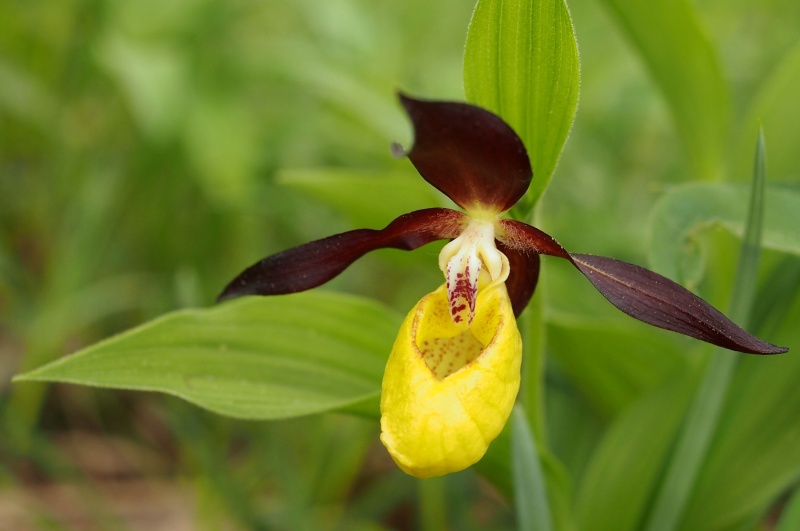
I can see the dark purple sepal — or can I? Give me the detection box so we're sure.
[497,241,540,317]
[569,254,788,355]
[497,219,787,354]
[218,208,466,302]
[398,93,532,213]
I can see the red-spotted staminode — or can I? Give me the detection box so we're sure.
[219,94,787,478]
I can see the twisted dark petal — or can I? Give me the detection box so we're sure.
[218,208,466,302]
[498,219,787,355]
[397,93,532,213]
[570,255,787,354]
[497,241,540,317]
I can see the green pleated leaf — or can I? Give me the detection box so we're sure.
[464,0,580,208]
[597,0,729,181]
[648,183,800,282]
[277,168,443,229]
[14,293,401,420]
[512,405,553,531]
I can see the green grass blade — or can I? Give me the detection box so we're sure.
[728,130,766,320]
[512,405,553,531]
[680,339,800,529]
[644,130,767,531]
[463,0,580,209]
[14,292,401,420]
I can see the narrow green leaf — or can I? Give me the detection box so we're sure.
[512,405,553,531]
[464,0,580,208]
[729,129,767,321]
[476,422,574,531]
[597,0,729,181]
[681,346,800,529]
[644,130,768,531]
[14,293,401,420]
[648,183,800,282]
[643,354,738,531]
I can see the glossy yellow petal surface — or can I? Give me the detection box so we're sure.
[380,282,522,478]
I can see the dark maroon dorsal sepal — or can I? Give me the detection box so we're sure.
[398,93,532,214]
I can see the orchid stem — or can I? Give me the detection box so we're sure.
[418,477,447,531]
[520,206,548,442]
[521,284,547,441]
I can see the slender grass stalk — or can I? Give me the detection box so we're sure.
[644,130,767,531]
[512,405,553,531]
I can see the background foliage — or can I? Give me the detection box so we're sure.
[2,0,800,529]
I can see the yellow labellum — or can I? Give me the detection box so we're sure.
[379,282,522,478]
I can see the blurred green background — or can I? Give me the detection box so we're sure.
[2,0,799,529]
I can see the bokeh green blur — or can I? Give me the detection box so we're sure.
[2,0,800,529]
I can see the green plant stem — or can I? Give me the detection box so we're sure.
[418,477,447,531]
[520,207,548,441]
[521,284,547,441]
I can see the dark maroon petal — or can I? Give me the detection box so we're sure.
[218,208,466,302]
[570,254,787,355]
[397,93,532,213]
[497,219,787,354]
[497,241,540,317]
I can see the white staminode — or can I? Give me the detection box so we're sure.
[438,218,510,327]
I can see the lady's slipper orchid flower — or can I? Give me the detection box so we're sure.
[219,93,787,478]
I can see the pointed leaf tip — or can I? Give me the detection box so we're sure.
[397,93,532,213]
[571,254,788,355]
